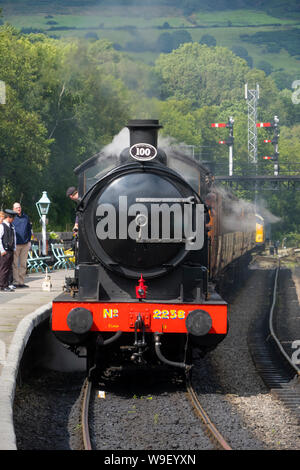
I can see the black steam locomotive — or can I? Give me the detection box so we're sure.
[52,120,231,374]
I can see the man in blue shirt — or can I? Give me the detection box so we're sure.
[12,202,32,288]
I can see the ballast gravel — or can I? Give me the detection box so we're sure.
[89,371,214,450]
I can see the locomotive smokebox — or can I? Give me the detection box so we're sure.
[127,119,162,149]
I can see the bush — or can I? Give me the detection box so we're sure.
[257,60,273,76]
[85,32,99,40]
[285,232,300,247]
[199,34,216,47]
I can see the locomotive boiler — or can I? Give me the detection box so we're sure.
[51,119,256,375]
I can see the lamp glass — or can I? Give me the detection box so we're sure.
[37,191,51,216]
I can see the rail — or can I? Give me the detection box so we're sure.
[81,378,92,450]
[269,261,300,377]
[185,371,232,450]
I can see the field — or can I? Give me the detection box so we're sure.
[1,2,300,73]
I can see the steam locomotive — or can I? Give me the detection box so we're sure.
[51,119,258,374]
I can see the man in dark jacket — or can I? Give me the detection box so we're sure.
[66,186,79,232]
[0,209,17,292]
[12,202,32,288]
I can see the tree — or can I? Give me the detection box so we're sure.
[231,45,248,60]
[0,27,52,211]
[257,60,273,76]
[155,43,249,107]
[0,28,131,228]
[199,34,216,47]
[231,45,253,67]
[156,32,174,53]
[172,30,192,49]
[85,32,99,41]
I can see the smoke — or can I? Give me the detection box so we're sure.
[255,198,282,225]
[100,126,195,159]
[102,127,130,157]
[158,134,194,158]
[214,185,281,233]
[101,128,194,158]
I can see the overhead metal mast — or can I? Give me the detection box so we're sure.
[245,83,259,164]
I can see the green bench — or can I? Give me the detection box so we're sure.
[27,244,51,273]
[51,243,75,270]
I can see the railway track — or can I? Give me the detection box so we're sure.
[248,260,300,420]
[185,371,232,450]
[80,370,232,451]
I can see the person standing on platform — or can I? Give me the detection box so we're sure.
[0,209,17,292]
[12,202,32,288]
[0,210,15,290]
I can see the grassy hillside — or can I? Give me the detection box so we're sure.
[1,1,299,76]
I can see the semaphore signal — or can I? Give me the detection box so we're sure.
[256,122,272,128]
[211,123,227,128]
[258,115,280,175]
[211,117,234,176]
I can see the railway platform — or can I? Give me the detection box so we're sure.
[0,269,71,450]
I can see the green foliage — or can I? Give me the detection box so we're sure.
[199,34,216,47]
[284,233,300,248]
[231,45,253,68]
[257,60,273,76]
[0,27,130,227]
[240,29,300,57]
[155,43,249,107]
[271,71,294,91]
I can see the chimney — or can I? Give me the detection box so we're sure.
[126,119,162,149]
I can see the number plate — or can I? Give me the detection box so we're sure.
[130,143,157,161]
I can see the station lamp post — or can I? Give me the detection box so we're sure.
[36,191,51,255]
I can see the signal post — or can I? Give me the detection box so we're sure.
[211,117,234,176]
[257,116,280,176]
